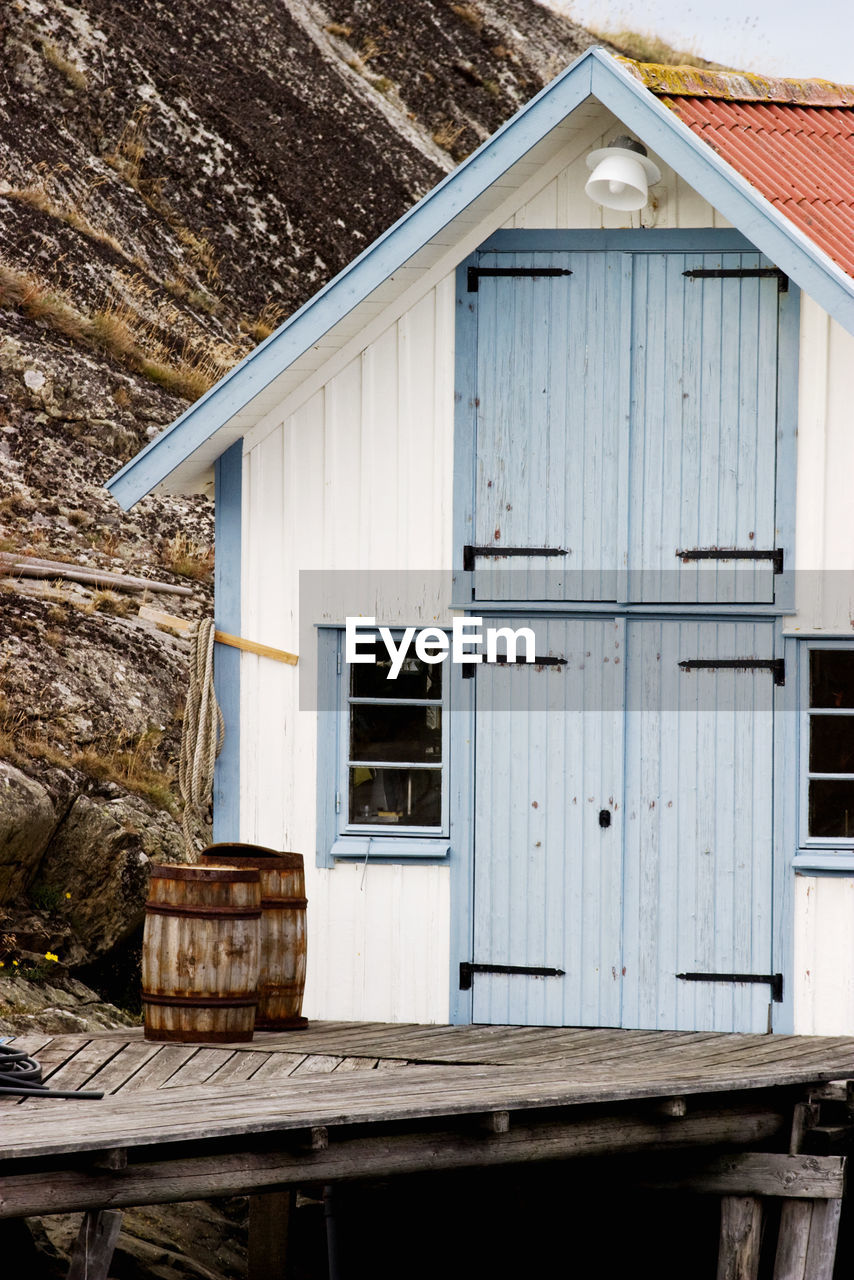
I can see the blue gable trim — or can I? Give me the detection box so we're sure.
[107,47,854,509]
[213,441,242,841]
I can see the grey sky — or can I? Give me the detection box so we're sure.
[545,0,854,83]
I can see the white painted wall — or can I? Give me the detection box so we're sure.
[241,279,455,1022]
[795,876,854,1033]
[503,117,727,231]
[787,295,854,636]
[239,99,854,1030]
[785,299,854,1035]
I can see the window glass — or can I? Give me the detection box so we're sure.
[810,651,854,708]
[348,767,442,827]
[350,705,442,764]
[345,635,446,832]
[807,650,854,839]
[351,656,440,701]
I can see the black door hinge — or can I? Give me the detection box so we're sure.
[679,658,785,686]
[463,544,567,572]
[460,962,566,990]
[676,547,784,575]
[677,971,784,1003]
[683,267,788,293]
[467,267,572,293]
[462,654,567,680]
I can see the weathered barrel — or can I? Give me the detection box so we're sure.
[202,843,307,1029]
[142,864,261,1043]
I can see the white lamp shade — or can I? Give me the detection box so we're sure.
[585,145,662,212]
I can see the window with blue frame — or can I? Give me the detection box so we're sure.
[802,644,854,845]
[317,628,451,863]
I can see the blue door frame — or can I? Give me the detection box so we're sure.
[449,229,800,1031]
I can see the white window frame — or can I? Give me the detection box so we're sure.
[798,639,854,856]
[317,627,451,864]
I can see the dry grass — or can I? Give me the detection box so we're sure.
[432,119,466,151]
[598,28,732,70]
[244,300,286,342]
[161,532,214,581]
[451,3,483,32]
[2,164,125,257]
[324,22,352,38]
[106,110,222,286]
[0,259,248,401]
[106,109,150,187]
[360,36,385,64]
[0,698,177,812]
[40,40,88,91]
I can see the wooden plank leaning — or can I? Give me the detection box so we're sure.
[66,1210,123,1280]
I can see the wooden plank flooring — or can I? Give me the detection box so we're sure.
[1,1022,854,1165]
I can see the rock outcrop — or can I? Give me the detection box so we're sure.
[0,0,603,983]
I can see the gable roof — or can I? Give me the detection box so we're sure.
[107,47,854,509]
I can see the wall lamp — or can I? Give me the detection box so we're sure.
[585,135,661,211]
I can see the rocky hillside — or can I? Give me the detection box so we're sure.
[0,0,602,993]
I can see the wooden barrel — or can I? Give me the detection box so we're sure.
[202,843,307,1030]
[142,864,261,1043]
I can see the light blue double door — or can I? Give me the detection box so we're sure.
[472,616,777,1032]
[466,246,783,1032]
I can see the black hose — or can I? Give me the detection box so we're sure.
[0,1041,103,1100]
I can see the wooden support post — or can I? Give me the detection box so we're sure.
[656,1097,688,1119]
[804,1199,843,1280]
[717,1197,762,1280]
[479,1110,510,1135]
[774,1202,813,1280]
[91,1147,128,1171]
[789,1103,820,1156]
[306,1126,328,1152]
[249,1189,294,1280]
[67,1210,123,1280]
[773,1096,844,1280]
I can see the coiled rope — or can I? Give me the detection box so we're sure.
[179,618,225,861]
[0,1041,103,1099]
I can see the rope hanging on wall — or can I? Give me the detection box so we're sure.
[179,618,225,861]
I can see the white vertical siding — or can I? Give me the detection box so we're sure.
[241,276,455,1023]
[787,301,854,1035]
[795,876,854,1033]
[787,296,854,634]
[505,112,721,231]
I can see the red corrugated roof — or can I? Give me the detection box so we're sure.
[622,62,854,281]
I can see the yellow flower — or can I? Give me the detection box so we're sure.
[0,960,4,968]
[12,960,18,967]
[65,893,71,899]
[45,952,59,963]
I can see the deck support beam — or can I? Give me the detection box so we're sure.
[0,1102,788,1220]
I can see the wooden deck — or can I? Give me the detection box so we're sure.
[2,1022,854,1272]
[3,1023,854,1277]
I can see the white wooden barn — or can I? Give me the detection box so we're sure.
[108,50,854,1037]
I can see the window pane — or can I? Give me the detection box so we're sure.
[810,651,854,708]
[351,704,442,764]
[810,715,854,773]
[809,779,854,838]
[349,767,442,826]
[351,653,442,700]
